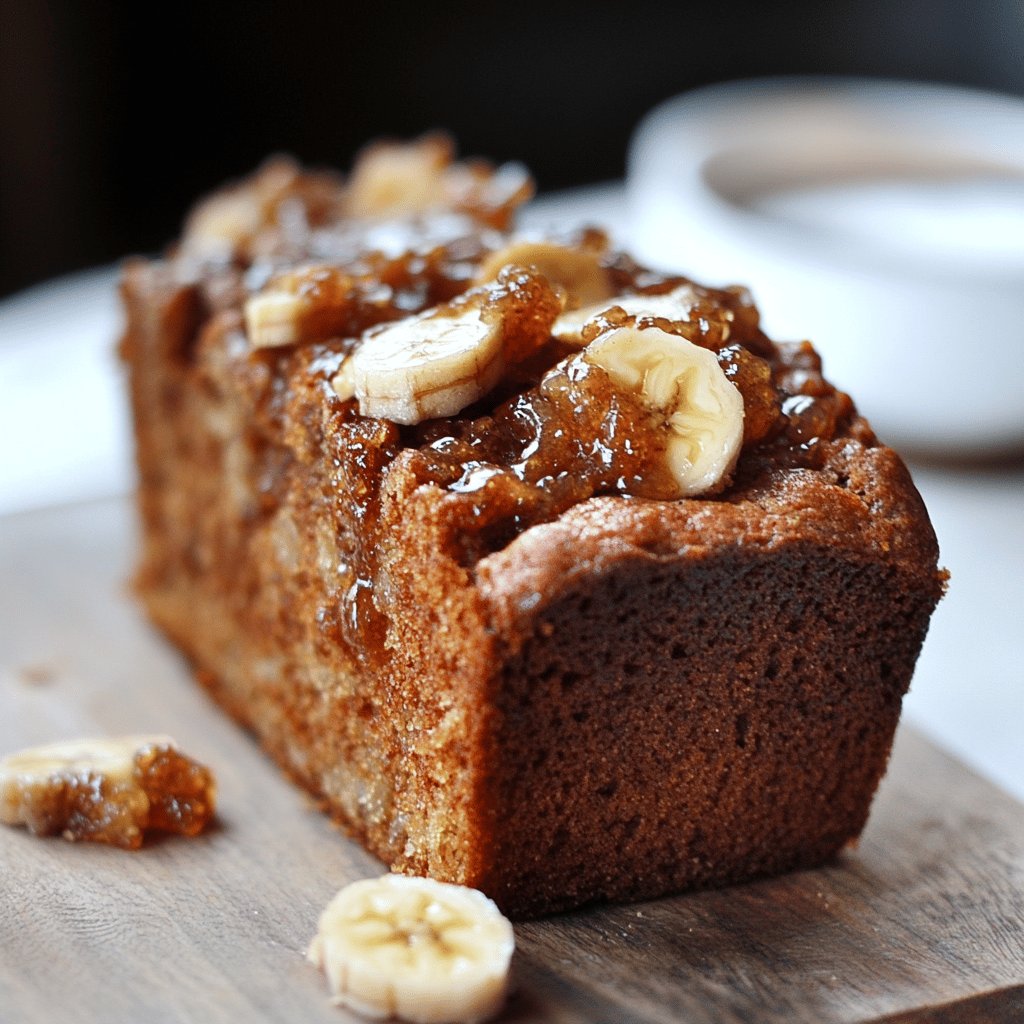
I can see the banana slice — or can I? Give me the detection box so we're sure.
[345,308,503,425]
[245,289,311,348]
[308,874,514,1024]
[0,735,216,848]
[184,191,263,257]
[245,266,356,349]
[183,157,299,258]
[582,325,744,497]
[475,240,612,310]
[331,356,357,403]
[553,283,700,346]
[346,136,452,217]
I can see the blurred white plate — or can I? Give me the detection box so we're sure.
[0,267,130,517]
[628,77,1024,456]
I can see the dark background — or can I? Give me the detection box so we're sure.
[1,0,1022,298]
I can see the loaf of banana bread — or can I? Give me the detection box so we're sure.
[120,137,945,917]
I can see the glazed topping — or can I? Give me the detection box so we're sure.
[180,134,530,275]
[336,283,778,504]
[344,133,532,230]
[180,142,860,524]
[474,239,614,309]
[182,155,344,263]
[338,266,560,424]
[581,325,744,497]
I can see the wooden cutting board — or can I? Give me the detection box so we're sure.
[1,497,1022,1024]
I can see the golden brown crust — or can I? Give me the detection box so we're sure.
[475,439,941,644]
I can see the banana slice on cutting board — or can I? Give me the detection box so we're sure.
[553,283,700,346]
[0,736,172,803]
[345,307,503,425]
[308,874,515,1024]
[0,735,216,848]
[582,324,744,497]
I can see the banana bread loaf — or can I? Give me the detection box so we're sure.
[120,137,945,917]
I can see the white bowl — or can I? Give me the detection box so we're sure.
[627,78,1024,457]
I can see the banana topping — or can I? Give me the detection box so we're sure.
[308,874,514,1024]
[474,240,613,309]
[245,289,311,349]
[346,136,453,217]
[582,325,744,497]
[337,267,560,425]
[182,157,300,258]
[0,735,216,848]
[244,266,355,349]
[345,307,504,425]
[553,283,700,346]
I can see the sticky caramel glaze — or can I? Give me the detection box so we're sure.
[394,331,861,567]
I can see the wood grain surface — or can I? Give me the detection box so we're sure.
[1,496,1023,1024]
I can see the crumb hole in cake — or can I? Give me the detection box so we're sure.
[617,682,637,701]
[571,709,590,724]
[528,747,549,771]
[735,713,750,749]
[765,658,780,681]
[621,815,641,841]
[670,642,686,660]
[549,825,570,854]
[538,664,559,684]
[622,660,640,678]
[597,780,619,799]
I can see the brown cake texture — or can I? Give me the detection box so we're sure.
[119,136,946,917]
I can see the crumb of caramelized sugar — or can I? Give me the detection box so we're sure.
[0,736,216,848]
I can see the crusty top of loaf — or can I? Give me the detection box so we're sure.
[129,138,942,611]
[474,439,941,648]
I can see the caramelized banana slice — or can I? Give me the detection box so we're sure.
[0,735,216,848]
[582,324,744,497]
[244,265,355,349]
[182,156,300,258]
[338,268,560,425]
[346,135,453,217]
[308,874,514,1024]
[346,306,504,425]
[474,241,613,309]
[245,289,312,348]
[553,283,700,345]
